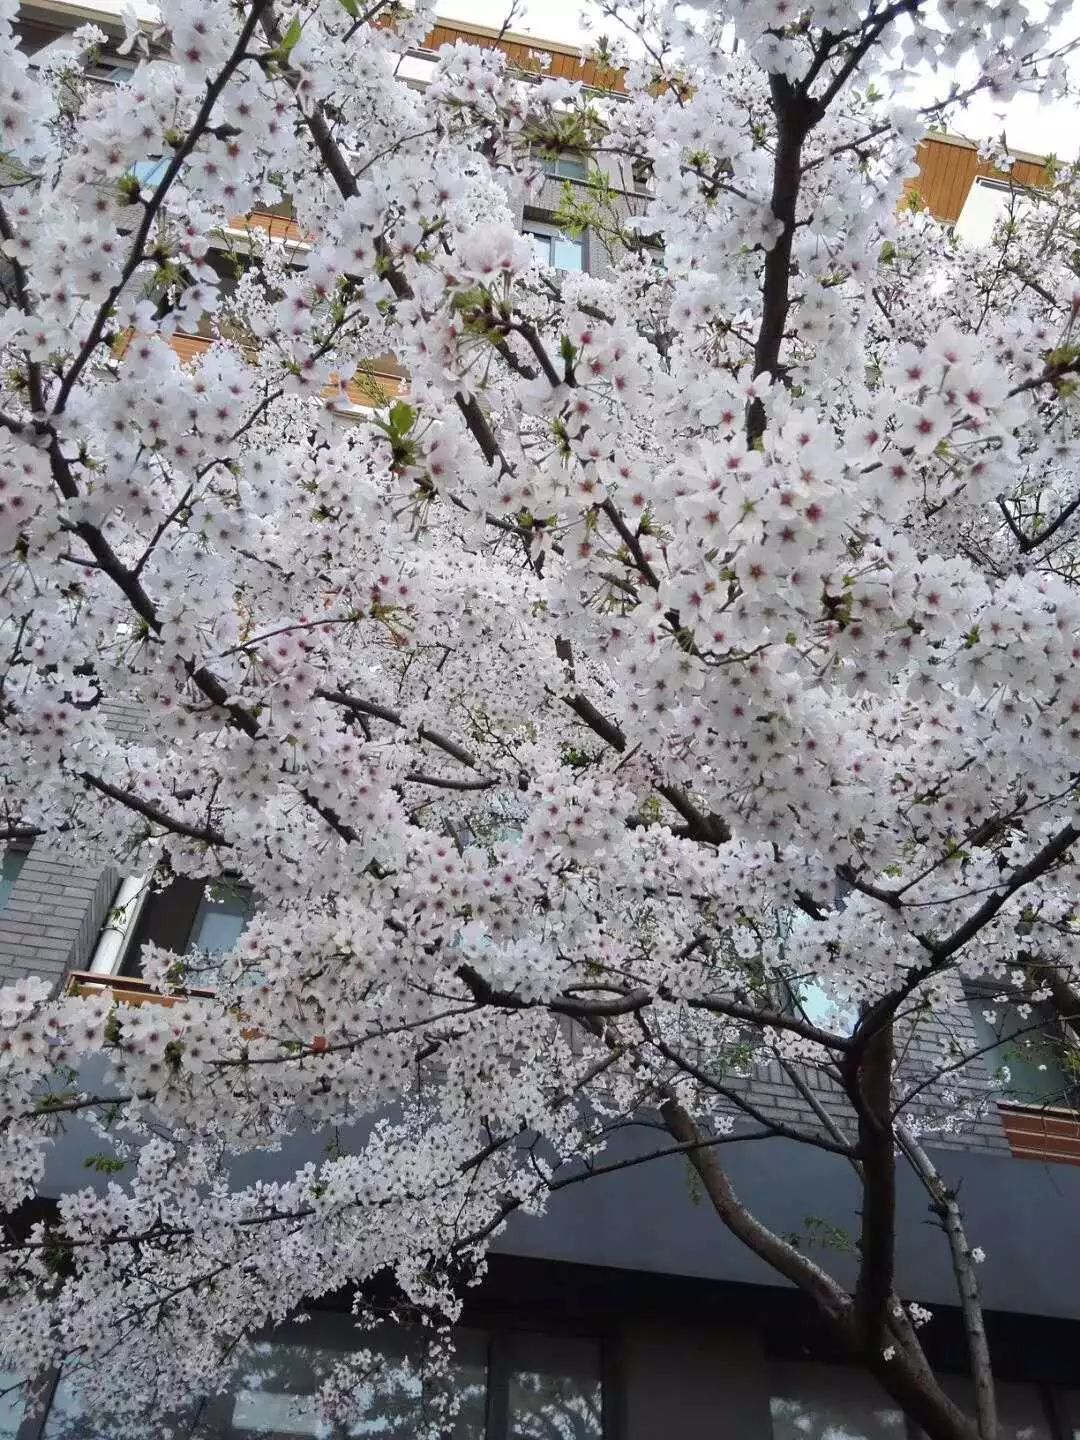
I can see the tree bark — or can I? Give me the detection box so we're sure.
[897,1124,996,1440]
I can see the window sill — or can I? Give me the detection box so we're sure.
[999,1100,1080,1165]
[65,971,215,1006]
[64,972,332,1051]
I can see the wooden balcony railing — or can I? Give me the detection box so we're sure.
[999,1101,1080,1165]
[64,971,215,1007]
[63,972,336,1053]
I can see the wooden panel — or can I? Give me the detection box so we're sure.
[169,332,211,363]
[140,332,406,407]
[228,209,306,243]
[422,21,622,90]
[66,970,215,1004]
[910,136,1051,222]
[1000,1102,1080,1165]
[65,973,329,1052]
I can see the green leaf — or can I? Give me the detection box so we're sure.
[84,1154,126,1175]
[338,0,360,14]
[276,14,303,61]
[388,400,416,437]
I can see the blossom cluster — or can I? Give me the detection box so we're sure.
[0,0,1078,1430]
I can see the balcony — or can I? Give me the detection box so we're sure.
[64,969,214,1007]
[999,1100,1080,1165]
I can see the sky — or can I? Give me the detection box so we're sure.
[116,0,1079,159]
[434,0,1080,159]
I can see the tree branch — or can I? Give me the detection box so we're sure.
[660,1096,852,1320]
[896,1123,996,1440]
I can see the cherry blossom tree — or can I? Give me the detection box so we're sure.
[1,0,1080,1435]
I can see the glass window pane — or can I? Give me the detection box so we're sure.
[795,980,858,1036]
[86,59,135,83]
[527,231,552,266]
[0,849,26,914]
[544,155,588,182]
[940,1376,1052,1440]
[181,884,253,990]
[44,1372,190,1438]
[447,1329,487,1439]
[769,1361,906,1440]
[967,997,1066,1104]
[1056,1387,1080,1438]
[0,1370,28,1438]
[188,1328,486,1439]
[129,158,169,187]
[509,1333,602,1439]
[226,1342,339,1436]
[551,235,584,272]
[188,885,252,956]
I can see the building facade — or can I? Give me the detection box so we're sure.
[2,4,1078,1439]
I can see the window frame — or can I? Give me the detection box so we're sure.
[775,901,860,1039]
[767,1357,1069,1440]
[963,982,1079,1112]
[88,869,254,992]
[536,151,590,184]
[26,1314,612,1440]
[523,219,587,275]
[0,842,30,917]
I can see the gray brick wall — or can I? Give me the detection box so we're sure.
[730,972,1009,1154]
[0,697,142,995]
[0,842,118,995]
[518,163,647,276]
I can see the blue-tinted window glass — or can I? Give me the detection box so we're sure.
[0,1370,27,1438]
[526,229,584,273]
[189,1329,486,1437]
[770,1361,905,1440]
[43,1371,189,1439]
[795,979,858,1036]
[779,909,858,1035]
[0,849,26,915]
[967,996,1066,1105]
[527,230,553,266]
[940,1376,1052,1439]
[128,158,169,188]
[542,154,588,181]
[551,234,584,272]
[188,884,252,956]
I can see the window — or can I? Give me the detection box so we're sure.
[36,1325,604,1439]
[770,1363,1057,1440]
[27,37,135,85]
[778,909,859,1036]
[188,883,252,957]
[770,1361,906,1440]
[790,979,859,1036]
[127,158,169,188]
[966,991,1073,1107]
[198,1329,486,1437]
[939,1376,1053,1440]
[0,1370,28,1439]
[42,1369,192,1439]
[538,153,589,183]
[954,173,1039,246]
[508,1332,602,1439]
[1056,1388,1080,1438]
[120,875,253,989]
[84,55,136,84]
[0,848,26,915]
[525,225,584,273]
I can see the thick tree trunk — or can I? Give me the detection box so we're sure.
[661,1097,980,1440]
